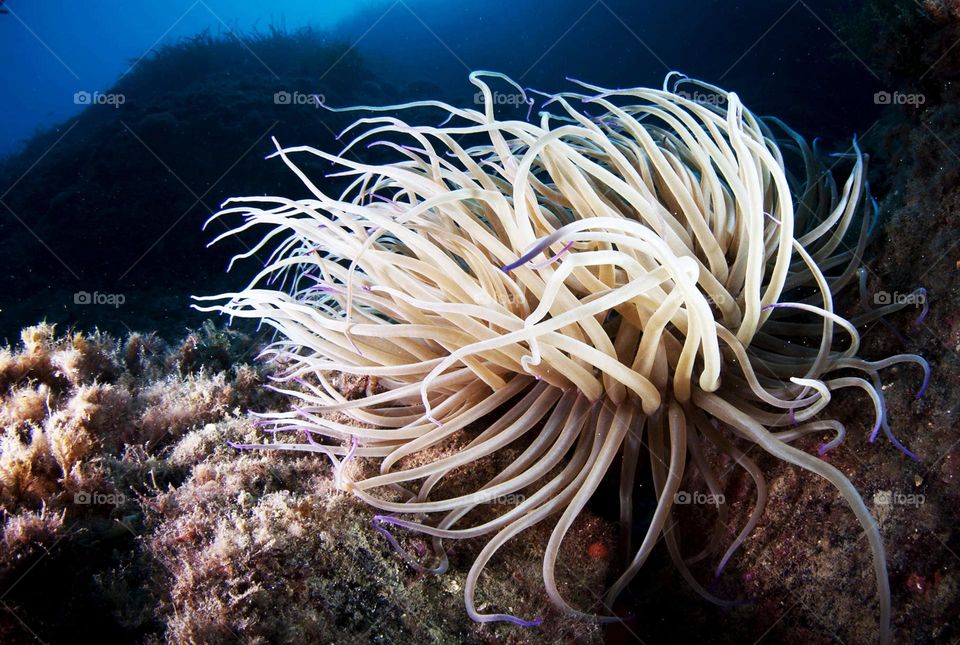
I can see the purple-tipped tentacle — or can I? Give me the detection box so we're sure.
[502,228,571,273]
[818,425,846,455]
[338,436,359,479]
[913,288,929,325]
[868,195,880,237]
[917,362,931,399]
[883,424,920,461]
[869,413,883,444]
[471,613,544,628]
[371,515,448,575]
[372,515,407,553]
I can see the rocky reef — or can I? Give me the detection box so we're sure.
[0,322,610,643]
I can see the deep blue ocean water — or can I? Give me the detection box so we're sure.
[0,0,886,341]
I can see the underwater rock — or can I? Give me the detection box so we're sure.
[0,322,609,643]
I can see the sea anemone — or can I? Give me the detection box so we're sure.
[194,72,929,643]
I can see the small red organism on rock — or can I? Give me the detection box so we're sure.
[587,541,608,559]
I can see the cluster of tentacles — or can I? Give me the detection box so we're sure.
[195,72,928,643]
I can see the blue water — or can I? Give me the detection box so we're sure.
[0,0,879,156]
[0,0,884,341]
